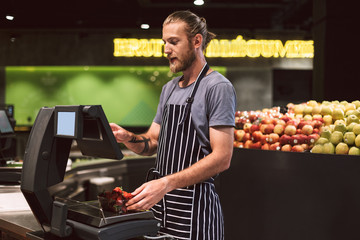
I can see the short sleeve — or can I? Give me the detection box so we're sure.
[207,82,237,127]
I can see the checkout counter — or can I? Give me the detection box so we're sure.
[0,105,160,240]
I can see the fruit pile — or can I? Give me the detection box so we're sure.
[234,100,360,155]
[98,186,133,214]
[309,100,360,155]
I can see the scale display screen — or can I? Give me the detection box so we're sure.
[56,111,76,137]
[0,110,14,134]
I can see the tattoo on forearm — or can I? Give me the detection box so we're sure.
[128,136,150,154]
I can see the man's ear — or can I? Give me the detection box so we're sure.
[193,33,203,49]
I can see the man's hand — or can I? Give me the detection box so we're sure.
[126,177,170,211]
[110,123,131,143]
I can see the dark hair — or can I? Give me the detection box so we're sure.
[163,10,216,50]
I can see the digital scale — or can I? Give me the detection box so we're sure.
[20,105,160,240]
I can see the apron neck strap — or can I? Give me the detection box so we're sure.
[179,63,209,125]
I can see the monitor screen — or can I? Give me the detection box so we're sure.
[0,110,14,134]
[56,112,76,137]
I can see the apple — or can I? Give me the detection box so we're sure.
[301,124,314,135]
[270,142,281,151]
[243,132,251,142]
[234,129,245,142]
[251,131,263,142]
[281,144,292,151]
[249,124,260,133]
[322,114,333,126]
[261,134,269,144]
[233,141,243,148]
[264,124,275,134]
[301,143,309,150]
[291,145,305,152]
[279,134,291,145]
[244,140,253,149]
[335,142,349,154]
[284,125,297,136]
[307,134,320,145]
[286,119,300,128]
[273,124,285,135]
[250,141,262,149]
[243,122,252,133]
[261,143,270,150]
[276,119,286,126]
[267,133,279,144]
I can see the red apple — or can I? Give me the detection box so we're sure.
[301,124,314,135]
[276,119,286,126]
[279,134,291,145]
[273,124,285,135]
[250,141,262,149]
[301,143,309,150]
[249,124,260,133]
[281,144,292,151]
[270,142,281,151]
[243,122,252,133]
[291,144,305,152]
[251,131,263,142]
[244,140,253,149]
[234,129,246,142]
[287,119,300,128]
[234,141,243,148]
[307,134,320,145]
[284,125,297,136]
[268,133,279,144]
[264,123,275,134]
[261,134,269,144]
[290,134,301,145]
[243,132,251,142]
[261,143,270,150]
[261,117,273,124]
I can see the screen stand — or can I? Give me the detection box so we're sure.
[50,201,73,237]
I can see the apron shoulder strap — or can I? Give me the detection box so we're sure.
[179,63,209,125]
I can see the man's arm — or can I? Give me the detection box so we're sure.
[110,122,160,156]
[126,125,234,211]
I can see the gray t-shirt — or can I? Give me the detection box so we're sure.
[153,71,236,155]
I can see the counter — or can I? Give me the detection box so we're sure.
[0,156,156,240]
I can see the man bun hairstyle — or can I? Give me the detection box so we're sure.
[163,10,216,50]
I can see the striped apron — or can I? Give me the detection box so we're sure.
[150,64,224,239]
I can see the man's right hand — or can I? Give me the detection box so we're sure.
[109,123,132,143]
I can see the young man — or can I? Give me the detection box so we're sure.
[110,10,236,239]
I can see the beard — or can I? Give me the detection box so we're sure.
[169,44,196,73]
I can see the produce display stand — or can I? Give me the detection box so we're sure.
[218,148,360,240]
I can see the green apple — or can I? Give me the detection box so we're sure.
[355,135,360,148]
[320,127,332,139]
[311,144,323,154]
[330,131,343,145]
[321,105,333,116]
[348,146,360,155]
[343,132,356,145]
[352,123,360,135]
[346,114,359,125]
[316,137,329,144]
[347,122,357,132]
[334,122,346,133]
[323,115,333,126]
[332,108,345,121]
[323,142,335,154]
[352,100,360,109]
[335,142,349,154]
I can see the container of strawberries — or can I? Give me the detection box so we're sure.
[98,187,133,214]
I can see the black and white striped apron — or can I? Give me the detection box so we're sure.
[151,64,224,239]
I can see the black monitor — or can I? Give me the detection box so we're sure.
[21,105,123,231]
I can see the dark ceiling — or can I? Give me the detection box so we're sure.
[1,0,313,35]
